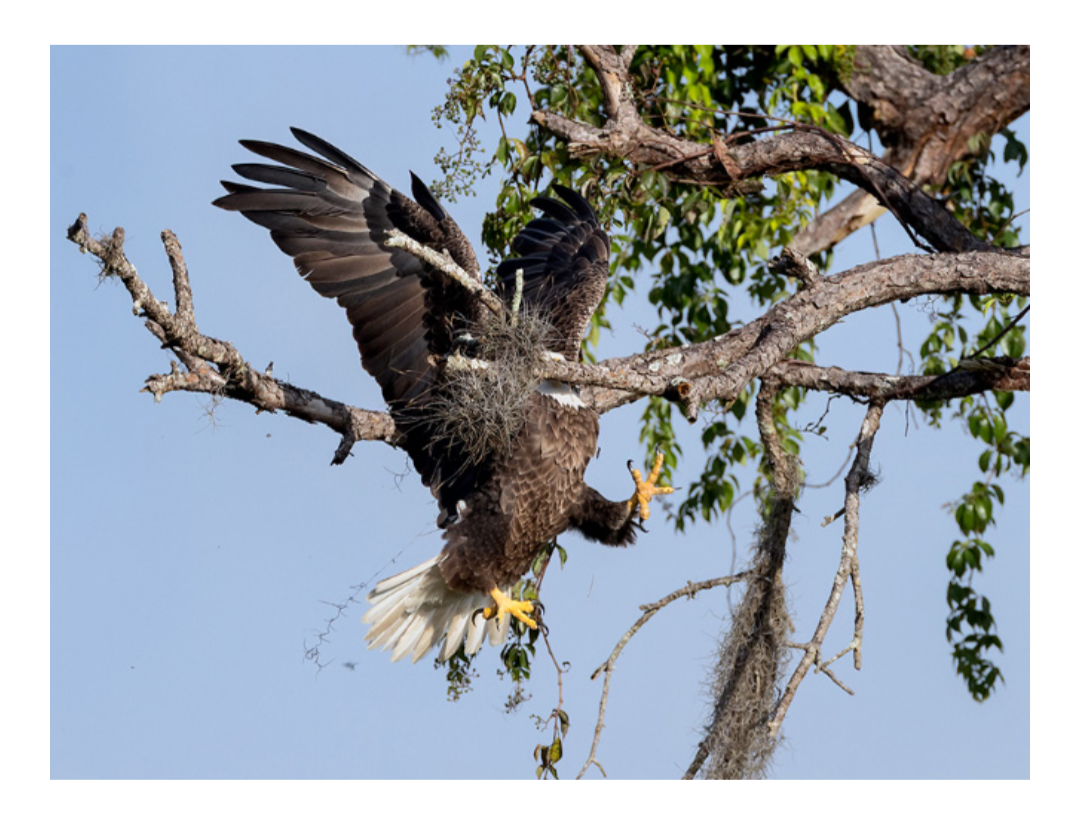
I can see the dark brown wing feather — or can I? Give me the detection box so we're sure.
[213,128,484,517]
[495,185,611,357]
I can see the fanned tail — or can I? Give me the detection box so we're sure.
[362,555,511,663]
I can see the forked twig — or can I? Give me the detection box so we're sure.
[768,402,884,737]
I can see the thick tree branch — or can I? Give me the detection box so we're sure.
[582,249,1029,416]
[533,46,1010,256]
[538,46,1029,259]
[69,212,1030,462]
[843,45,1030,185]
[791,45,1030,256]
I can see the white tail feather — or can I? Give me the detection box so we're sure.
[362,555,512,663]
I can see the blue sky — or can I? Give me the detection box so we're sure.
[50,46,1030,782]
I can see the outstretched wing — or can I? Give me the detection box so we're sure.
[213,128,484,518]
[495,185,611,358]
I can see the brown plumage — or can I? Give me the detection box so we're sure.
[214,128,669,663]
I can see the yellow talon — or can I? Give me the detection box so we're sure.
[483,587,537,630]
[627,451,675,522]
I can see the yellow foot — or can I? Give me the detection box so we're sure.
[627,451,675,522]
[483,587,537,630]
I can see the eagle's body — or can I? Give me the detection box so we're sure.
[214,128,668,663]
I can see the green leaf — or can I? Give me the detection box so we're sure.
[558,709,570,735]
[549,737,563,764]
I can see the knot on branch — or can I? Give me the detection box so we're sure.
[769,247,820,288]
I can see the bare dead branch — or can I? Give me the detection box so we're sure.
[851,552,865,671]
[383,229,504,316]
[67,213,400,460]
[768,402,885,738]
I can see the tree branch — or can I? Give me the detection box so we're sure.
[383,229,504,316]
[582,249,1030,416]
[769,357,1031,402]
[684,378,798,780]
[69,212,1030,461]
[768,402,885,738]
[534,47,1006,255]
[67,213,399,461]
[791,45,1030,256]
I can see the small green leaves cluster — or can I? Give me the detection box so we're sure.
[946,580,1002,701]
[945,479,1007,701]
[534,708,570,779]
[437,643,478,702]
[942,377,1028,700]
[968,395,1029,479]
[772,45,856,135]
[943,130,1027,249]
[429,46,524,206]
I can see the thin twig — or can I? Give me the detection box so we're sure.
[576,572,750,779]
[965,305,1030,360]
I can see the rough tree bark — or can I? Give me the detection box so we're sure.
[792,45,1030,255]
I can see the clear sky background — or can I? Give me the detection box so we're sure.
[50,46,1030,782]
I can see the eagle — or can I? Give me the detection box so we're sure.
[213,128,671,663]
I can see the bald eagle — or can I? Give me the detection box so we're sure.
[214,128,671,663]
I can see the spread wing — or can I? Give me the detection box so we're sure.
[494,185,611,358]
[213,128,484,516]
